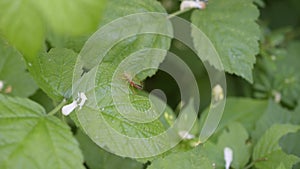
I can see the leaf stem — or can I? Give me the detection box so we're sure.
[167,8,193,19]
[244,158,268,169]
[48,99,67,116]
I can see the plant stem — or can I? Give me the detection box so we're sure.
[167,8,193,19]
[48,99,67,116]
[244,158,267,169]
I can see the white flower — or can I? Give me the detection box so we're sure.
[0,81,3,91]
[212,84,224,102]
[224,147,233,169]
[61,92,88,116]
[78,92,87,109]
[178,130,195,140]
[273,91,281,103]
[62,101,78,116]
[180,0,206,11]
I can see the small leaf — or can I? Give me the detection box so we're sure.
[31,48,78,101]
[253,124,300,169]
[0,94,84,169]
[217,123,251,169]
[191,0,260,82]
[0,38,38,97]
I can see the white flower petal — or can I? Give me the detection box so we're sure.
[0,81,3,91]
[273,91,281,103]
[180,0,206,11]
[224,147,233,169]
[78,92,87,109]
[62,101,78,116]
[212,84,224,102]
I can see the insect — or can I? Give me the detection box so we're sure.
[123,73,143,90]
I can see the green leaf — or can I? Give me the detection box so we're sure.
[253,124,300,169]
[73,1,176,158]
[0,38,38,97]
[75,130,143,169]
[199,98,268,137]
[0,0,106,60]
[100,0,166,26]
[217,123,251,169]
[47,34,89,54]
[191,0,260,82]
[280,130,300,169]
[37,0,167,55]
[148,145,215,169]
[31,48,78,102]
[198,142,224,169]
[276,163,287,169]
[0,94,84,169]
[252,100,293,142]
[253,0,266,8]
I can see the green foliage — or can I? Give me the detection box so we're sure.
[191,0,260,82]
[30,48,78,102]
[253,124,300,169]
[0,94,84,169]
[254,36,300,107]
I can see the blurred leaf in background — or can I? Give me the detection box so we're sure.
[0,38,38,97]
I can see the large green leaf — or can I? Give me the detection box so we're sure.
[31,48,78,102]
[0,94,84,169]
[191,0,260,82]
[72,0,178,158]
[0,38,38,97]
[75,130,143,169]
[253,124,300,169]
[148,145,214,169]
[217,123,251,169]
[0,0,106,60]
